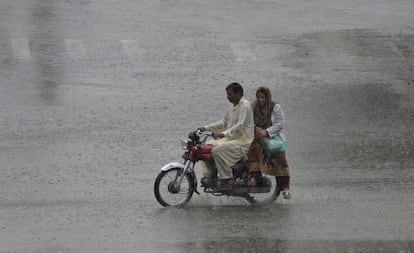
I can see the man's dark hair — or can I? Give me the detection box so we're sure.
[226,82,244,96]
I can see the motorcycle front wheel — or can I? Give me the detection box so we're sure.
[154,168,194,207]
[245,175,281,205]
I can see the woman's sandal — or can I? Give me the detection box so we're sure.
[247,176,263,187]
[282,189,291,200]
[247,177,257,187]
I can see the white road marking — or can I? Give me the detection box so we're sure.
[65,39,88,60]
[11,38,31,59]
[230,42,256,62]
[389,41,407,60]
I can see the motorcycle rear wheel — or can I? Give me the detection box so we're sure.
[245,175,281,205]
[154,168,194,207]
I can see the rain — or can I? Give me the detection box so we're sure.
[0,0,413,252]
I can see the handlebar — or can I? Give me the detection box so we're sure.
[196,130,213,143]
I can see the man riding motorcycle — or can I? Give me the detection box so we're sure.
[198,82,254,191]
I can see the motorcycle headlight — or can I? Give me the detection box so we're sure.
[181,139,190,150]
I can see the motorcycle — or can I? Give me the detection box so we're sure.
[154,130,282,207]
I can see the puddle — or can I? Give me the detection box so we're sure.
[176,238,414,253]
[283,29,414,110]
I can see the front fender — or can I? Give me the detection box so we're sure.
[160,162,186,172]
[159,162,199,194]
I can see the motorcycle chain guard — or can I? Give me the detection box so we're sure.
[202,177,272,196]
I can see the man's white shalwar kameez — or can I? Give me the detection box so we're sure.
[202,97,254,179]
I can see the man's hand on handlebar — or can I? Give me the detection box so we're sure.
[213,132,225,139]
[196,128,224,139]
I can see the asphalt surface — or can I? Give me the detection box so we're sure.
[1,0,414,252]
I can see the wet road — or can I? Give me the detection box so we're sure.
[1,0,414,252]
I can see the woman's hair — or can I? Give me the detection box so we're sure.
[254,86,275,128]
[256,86,274,106]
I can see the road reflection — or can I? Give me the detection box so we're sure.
[30,0,64,105]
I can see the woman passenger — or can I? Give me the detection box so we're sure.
[247,86,291,199]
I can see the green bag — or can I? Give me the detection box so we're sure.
[260,135,287,157]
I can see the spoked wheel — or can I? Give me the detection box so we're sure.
[245,175,281,205]
[154,168,194,207]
